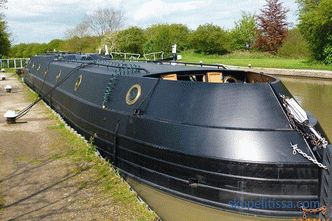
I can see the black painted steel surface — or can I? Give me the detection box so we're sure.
[23,53,331,218]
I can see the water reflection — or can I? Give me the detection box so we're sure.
[128,77,332,221]
[128,178,289,221]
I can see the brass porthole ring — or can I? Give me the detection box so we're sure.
[56,70,61,82]
[126,84,142,105]
[74,74,83,91]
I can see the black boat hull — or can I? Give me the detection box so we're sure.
[22,54,331,218]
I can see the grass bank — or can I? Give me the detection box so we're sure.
[181,51,332,71]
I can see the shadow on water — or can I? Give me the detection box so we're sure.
[126,77,332,221]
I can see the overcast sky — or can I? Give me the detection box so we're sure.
[2,0,299,44]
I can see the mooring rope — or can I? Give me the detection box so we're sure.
[15,62,92,120]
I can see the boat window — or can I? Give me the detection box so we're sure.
[203,72,223,83]
[74,74,83,91]
[223,76,238,83]
[55,69,61,82]
[126,84,142,105]
[151,70,275,83]
[161,74,177,81]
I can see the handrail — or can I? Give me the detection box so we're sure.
[149,60,227,69]
[52,59,150,74]
[144,52,164,61]
[109,52,141,60]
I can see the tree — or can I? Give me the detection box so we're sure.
[100,31,119,52]
[65,21,89,39]
[230,13,257,50]
[144,24,190,54]
[0,14,10,57]
[46,39,65,52]
[85,8,124,37]
[190,24,230,55]
[255,0,289,53]
[115,27,145,54]
[297,0,332,64]
[65,21,91,52]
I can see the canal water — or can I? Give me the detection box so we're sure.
[128,76,332,221]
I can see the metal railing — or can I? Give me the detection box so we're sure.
[109,52,141,60]
[0,58,30,69]
[144,52,164,61]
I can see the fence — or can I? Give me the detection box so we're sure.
[0,58,30,69]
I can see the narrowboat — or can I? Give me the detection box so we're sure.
[22,53,332,219]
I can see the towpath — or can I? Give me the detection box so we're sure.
[0,73,157,221]
[225,65,332,79]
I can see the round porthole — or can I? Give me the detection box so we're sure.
[55,70,61,82]
[223,76,238,83]
[74,74,83,91]
[126,84,141,105]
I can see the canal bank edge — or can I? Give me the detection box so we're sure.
[228,66,332,79]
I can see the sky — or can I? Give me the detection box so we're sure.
[1,0,299,44]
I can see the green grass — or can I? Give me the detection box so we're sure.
[46,116,158,220]
[181,51,332,71]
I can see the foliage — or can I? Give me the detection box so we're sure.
[9,36,101,58]
[47,39,65,51]
[277,28,311,58]
[230,13,257,50]
[61,36,101,52]
[0,15,10,57]
[297,0,332,64]
[144,23,190,54]
[115,27,145,54]
[255,0,289,53]
[10,43,46,58]
[189,24,230,55]
[100,31,118,52]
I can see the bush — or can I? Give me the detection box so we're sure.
[190,24,230,55]
[298,0,332,63]
[144,24,190,54]
[323,44,332,64]
[115,27,145,54]
[277,28,311,58]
